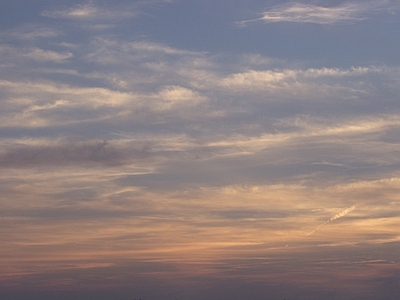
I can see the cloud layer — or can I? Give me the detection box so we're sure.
[1,1,400,299]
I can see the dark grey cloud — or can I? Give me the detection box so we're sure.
[0,140,151,168]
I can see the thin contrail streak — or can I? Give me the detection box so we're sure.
[328,204,356,222]
[306,203,358,236]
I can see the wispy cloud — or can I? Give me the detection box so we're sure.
[237,1,396,25]
[0,24,59,40]
[41,0,175,22]
[218,66,381,97]
[42,3,136,21]
[22,48,73,62]
[130,41,205,56]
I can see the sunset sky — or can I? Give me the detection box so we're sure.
[1,1,400,299]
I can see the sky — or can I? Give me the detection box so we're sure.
[0,0,400,299]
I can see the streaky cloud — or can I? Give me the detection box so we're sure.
[41,0,175,22]
[237,1,397,25]
[22,48,73,62]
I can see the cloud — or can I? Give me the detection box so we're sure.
[42,3,136,21]
[85,39,205,67]
[237,1,397,25]
[0,24,59,40]
[22,48,73,62]
[1,4,400,296]
[0,139,151,168]
[156,85,207,109]
[130,41,205,56]
[218,66,382,99]
[0,80,136,127]
[221,67,375,86]
[0,46,71,62]
[81,38,398,108]
[40,0,176,23]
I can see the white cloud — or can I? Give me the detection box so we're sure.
[0,79,209,128]
[0,80,135,127]
[218,66,380,97]
[130,41,204,56]
[156,85,207,109]
[40,0,177,22]
[0,45,73,65]
[261,3,366,24]
[42,3,136,21]
[23,48,73,62]
[301,67,373,78]
[238,1,397,25]
[0,80,132,107]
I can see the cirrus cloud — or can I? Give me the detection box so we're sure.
[237,1,398,25]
